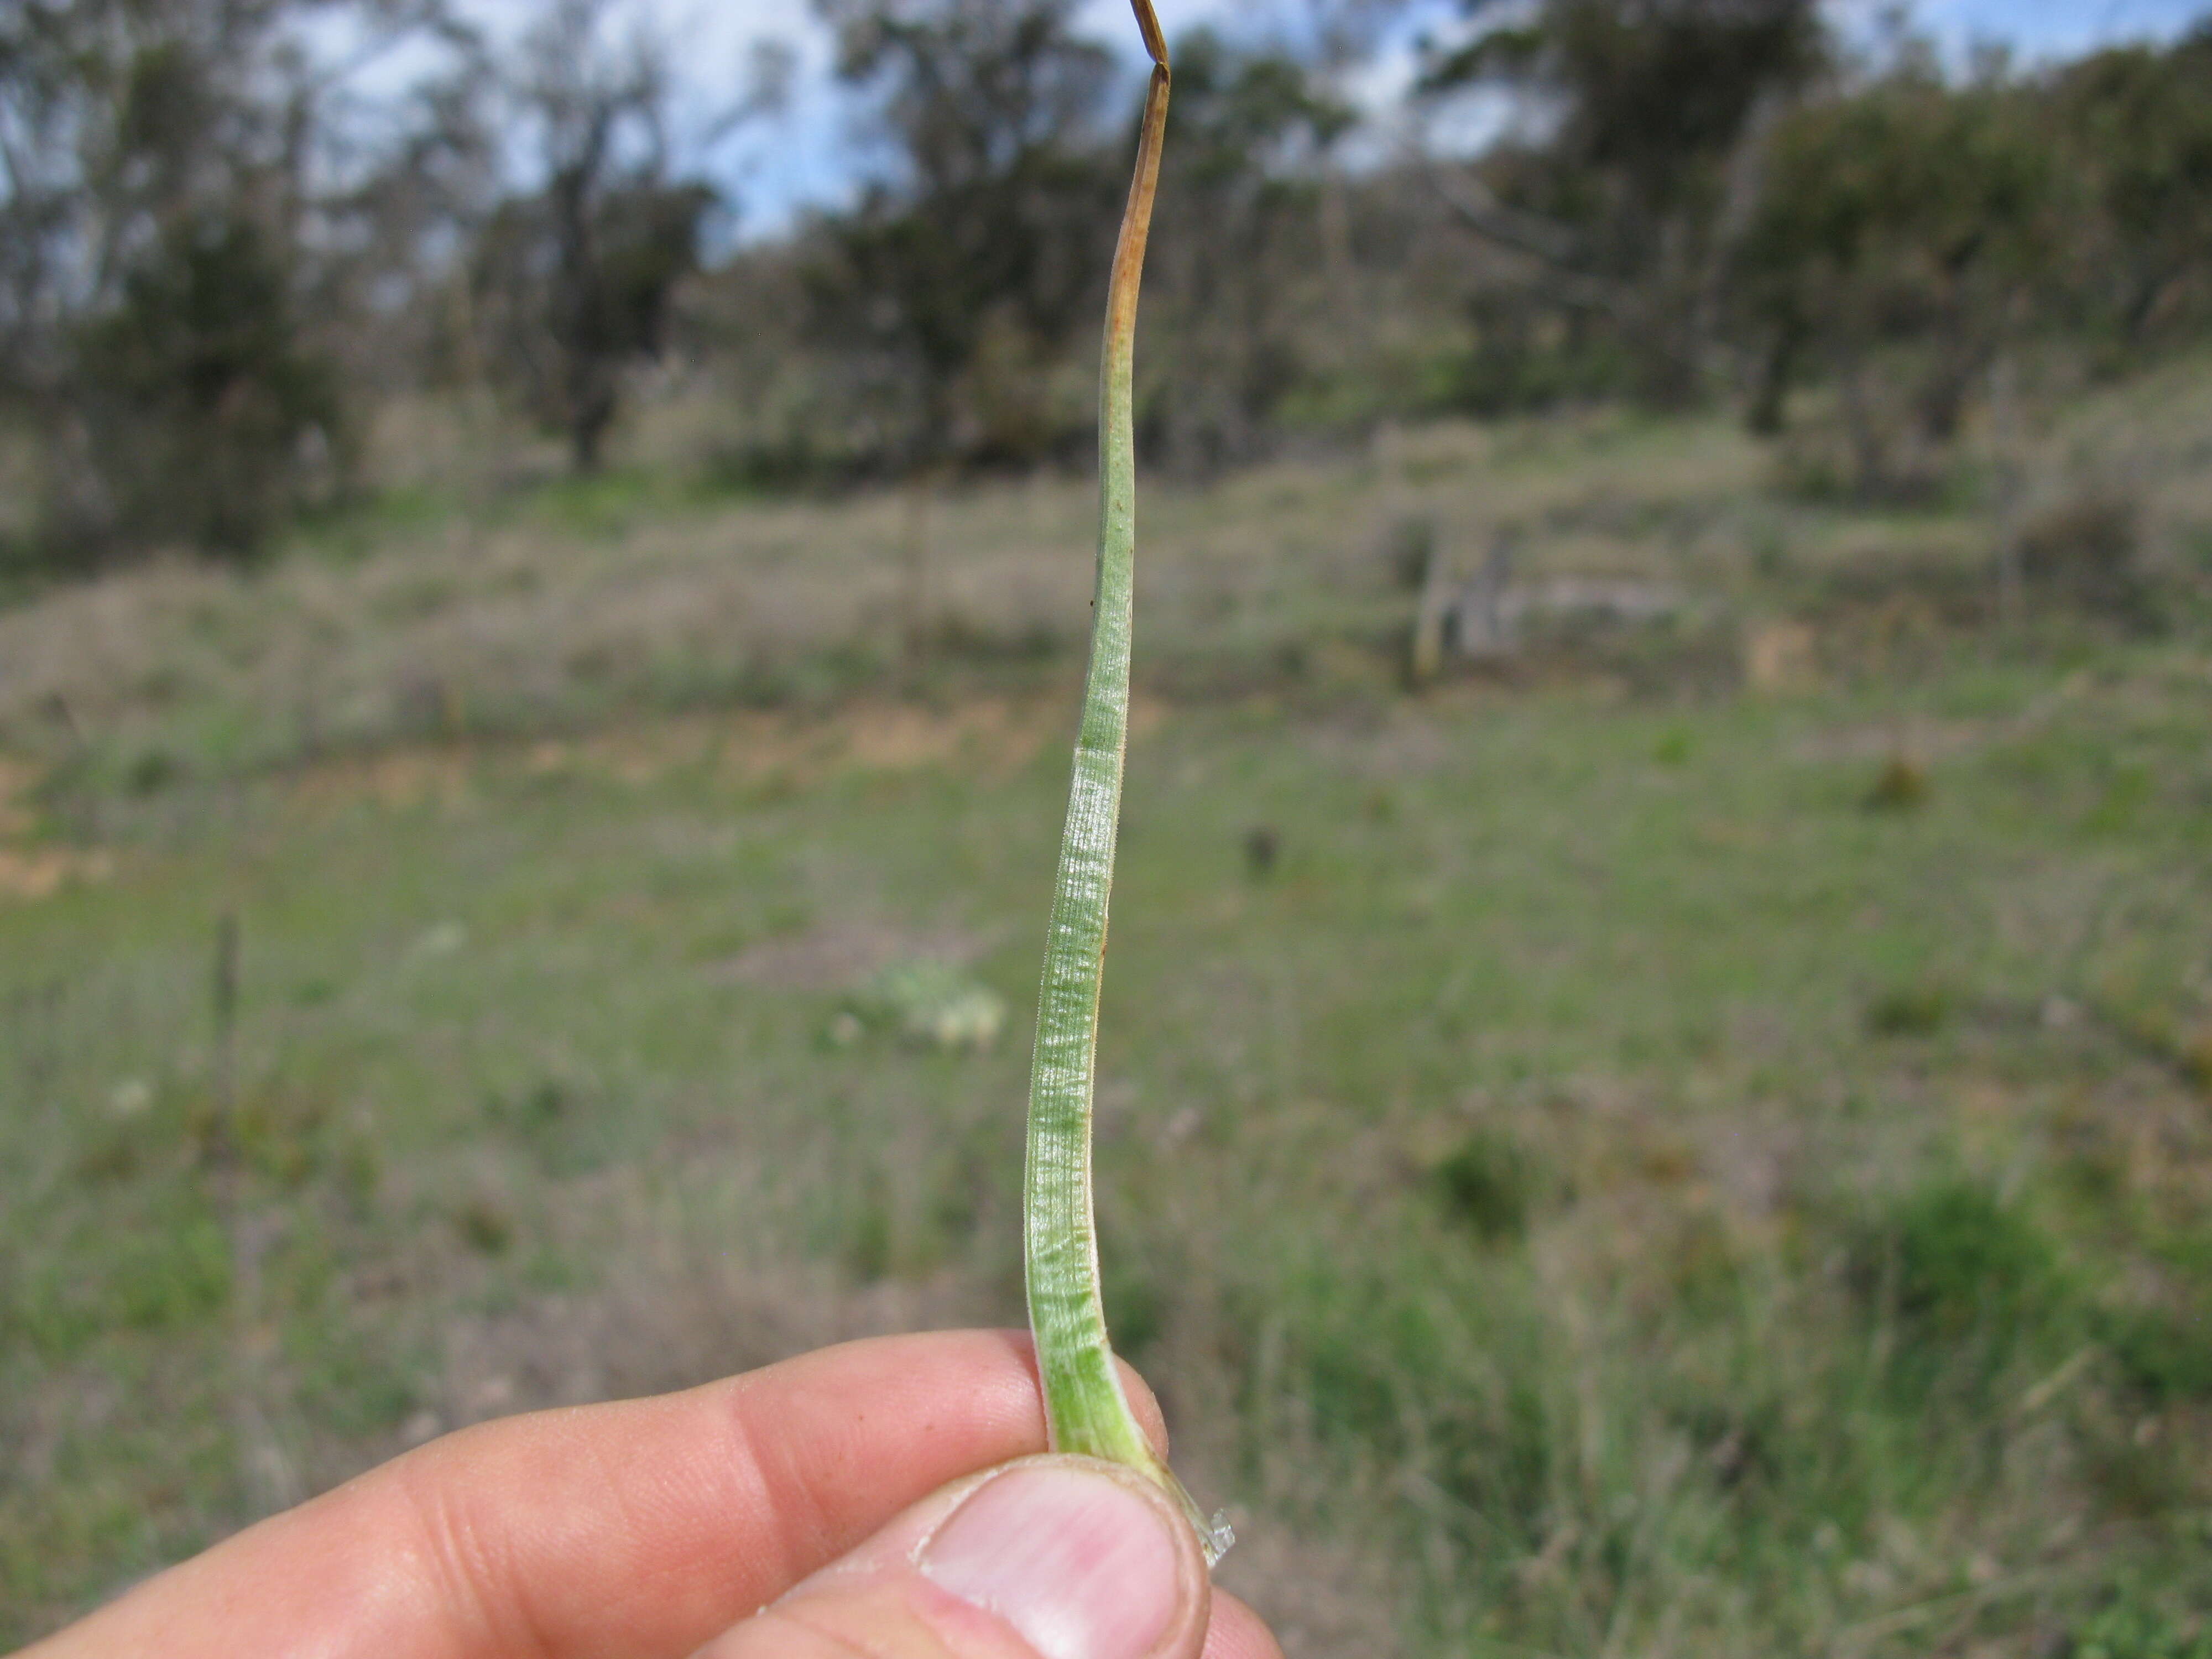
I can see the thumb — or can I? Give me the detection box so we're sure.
[696,1455,1212,1659]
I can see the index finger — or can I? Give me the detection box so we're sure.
[30,1329,1170,1659]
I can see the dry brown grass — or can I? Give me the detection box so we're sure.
[10,350,2208,787]
[0,405,1773,769]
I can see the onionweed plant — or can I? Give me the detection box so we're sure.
[1022,0,1233,1568]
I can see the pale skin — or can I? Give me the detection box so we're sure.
[17,1331,1282,1659]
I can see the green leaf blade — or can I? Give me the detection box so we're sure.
[1021,3,1230,1569]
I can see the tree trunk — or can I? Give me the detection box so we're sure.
[900,470,937,672]
[570,391,614,475]
[1746,323,1799,436]
[1989,353,2025,627]
[1835,345,1887,501]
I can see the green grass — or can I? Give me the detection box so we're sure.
[4,366,2212,1652]
[3,643,2210,1652]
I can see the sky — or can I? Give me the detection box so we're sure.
[449,0,2212,238]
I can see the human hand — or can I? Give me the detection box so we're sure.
[18,1330,1281,1659]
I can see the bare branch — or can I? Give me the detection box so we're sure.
[1423,162,1632,316]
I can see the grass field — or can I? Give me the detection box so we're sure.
[4,364,2212,1655]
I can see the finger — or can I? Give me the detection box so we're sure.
[28,1331,1171,1659]
[1200,1594,1284,1659]
[696,1455,1214,1659]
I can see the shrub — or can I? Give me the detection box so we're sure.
[1892,1183,2060,1336]
[1434,1129,1540,1245]
[1865,981,1953,1037]
[1856,1179,2074,1396]
[2018,491,2158,627]
[1864,755,1932,812]
[2104,1304,2212,1405]
[2069,1593,2212,1659]
[59,215,342,563]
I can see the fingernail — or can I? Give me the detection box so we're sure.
[919,1464,1185,1659]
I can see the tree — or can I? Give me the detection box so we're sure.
[467,0,723,475]
[1728,59,2060,494]
[0,0,476,562]
[807,0,1123,471]
[2055,28,2212,347]
[1420,0,1827,404]
[72,212,342,555]
[1141,26,1354,472]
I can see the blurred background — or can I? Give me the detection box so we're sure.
[4,0,2212,1651]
